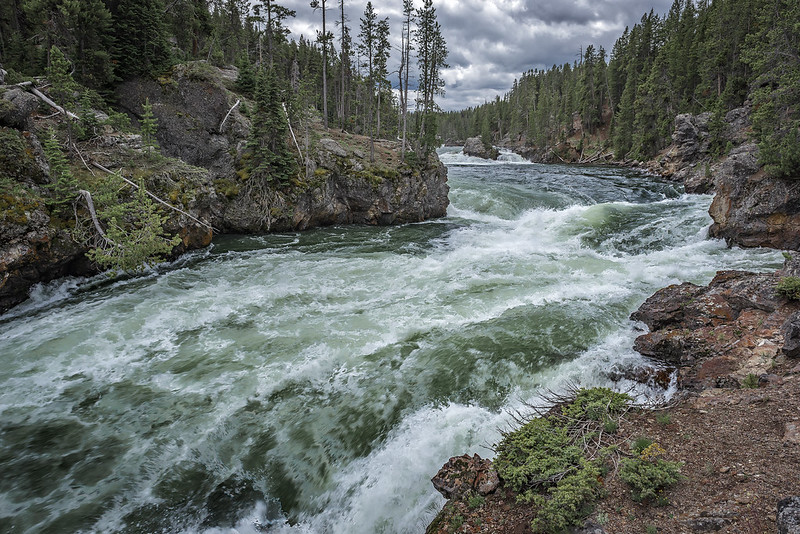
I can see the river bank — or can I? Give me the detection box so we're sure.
[430,103,800,533]
[0,62,449,314]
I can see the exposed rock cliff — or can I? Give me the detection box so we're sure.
[648,103,800,251]
[0,62,449,313]
[708,164,800,250]
[631,266,798,390]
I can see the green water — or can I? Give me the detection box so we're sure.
[0,149,783,533]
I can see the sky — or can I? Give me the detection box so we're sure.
[276,0,675,111]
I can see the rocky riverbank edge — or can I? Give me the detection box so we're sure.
[432,107,800,532]
[426,256,800,534]
[0,62,449,314]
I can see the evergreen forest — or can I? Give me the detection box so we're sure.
[438,0,799,177]
[0,0,448,155]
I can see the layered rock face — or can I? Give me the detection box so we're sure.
[708,166,800,250]
[652,103,800,251]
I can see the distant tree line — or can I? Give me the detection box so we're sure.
[0,0,449,155]
[439,0,799,177]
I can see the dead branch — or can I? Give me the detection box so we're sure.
[219,99,241,133]
[77,190,116,247]
[91,162,218,232]
[71,143,96,176]
[27,86,80,120]
[282,102,304,163]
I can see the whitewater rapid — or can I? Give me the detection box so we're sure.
[0,148,783,533]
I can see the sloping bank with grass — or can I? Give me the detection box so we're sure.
[0,61,448,313]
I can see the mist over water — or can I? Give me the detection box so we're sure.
[0,148,783,533]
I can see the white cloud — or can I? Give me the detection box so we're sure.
[270,0,675,110]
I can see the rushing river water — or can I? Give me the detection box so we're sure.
[0,149,784,533]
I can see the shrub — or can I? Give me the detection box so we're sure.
[777,276,800,300]
[560,388,631,422]
[655,413,672,426]
[494,387,632,533]
[467,494,485,509]
[741,373,760,389]
[619,442,683,504]
[494,418,584,503]
[631,436,654,455]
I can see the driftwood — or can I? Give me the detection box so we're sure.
[71,143,96,176]
[218,99,240,133]
[91,162,217,232]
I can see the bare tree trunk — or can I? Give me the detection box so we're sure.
[322,0,328,129]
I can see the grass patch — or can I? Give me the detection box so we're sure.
[777,276,800,300]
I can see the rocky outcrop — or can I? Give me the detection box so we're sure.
[116,62,449,235]
[431,454,499,501]
[0,127,89,313]
[630,257,800,390]
[650,106,756,194]
[1,63,450,314]
[115,62,248,182]
[708,160,800,250]
[1,87,39,129]
[647,103,800,251]
[463,137,499,160]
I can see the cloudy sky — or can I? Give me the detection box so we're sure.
[276,0,674,111]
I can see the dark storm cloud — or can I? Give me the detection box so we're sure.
[274,0,674,110]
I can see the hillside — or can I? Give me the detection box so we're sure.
[0,62,448,313]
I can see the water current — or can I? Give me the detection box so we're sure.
[0,148,784,533]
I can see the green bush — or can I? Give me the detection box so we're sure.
[467,494,485,509]
[494,387,631,533]
[631,436,654,455]
[741,373,759,389]
[777,276,800,300]
[619,442,683,504]
[494,418,584,503]
[655,413,672,426]
[560,388,631,422]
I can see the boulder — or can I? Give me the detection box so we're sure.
[780,312,800,358]
[708,144,800,250]
[778,497,800,534]
[431,454,499,500]
[115,61,249,181]
[631,269,800,390]
[0,87,39,129]
[463,137,499,160]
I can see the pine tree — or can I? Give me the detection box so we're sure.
[336,0,353,131]
[86,176,181,274]
[43,128,78,209]
[310,0,331,128]
[358,2,377,160]
[415,0,448,153]
[374,17,391,142]
[140,98,160,157]
[248,67,296,185]
[108,0,172,79]
[46,45,79,108]
[399,0,415,159]
[236,54,257,96]
[744,0,800,177]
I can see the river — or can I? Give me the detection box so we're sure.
[0,149,783,533]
